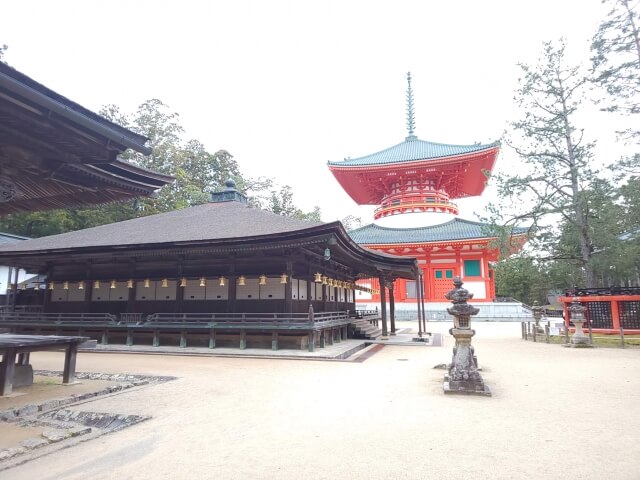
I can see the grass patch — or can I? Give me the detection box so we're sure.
[546,334,640,348]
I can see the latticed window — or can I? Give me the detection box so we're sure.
[619,301,640,329]
[584,302,613,329]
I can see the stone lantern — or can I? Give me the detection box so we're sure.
[566,298,591,347]
[443,277,491,396]
[532,301,545,334]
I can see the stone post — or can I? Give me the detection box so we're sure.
[443,277,491,396]
[565,299,592,348]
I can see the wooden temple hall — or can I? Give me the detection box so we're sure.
[0,181,420,351]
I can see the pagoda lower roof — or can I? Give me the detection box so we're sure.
[328,136,499,168]
[348,218,528,245]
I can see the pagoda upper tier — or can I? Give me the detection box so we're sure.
[328,136,499,219]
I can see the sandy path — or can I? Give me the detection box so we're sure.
[3,322,639,480]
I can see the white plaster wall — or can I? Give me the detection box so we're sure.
[462,281,486,300]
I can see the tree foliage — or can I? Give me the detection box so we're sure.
[591,0,640,123]
[489,40,599,287]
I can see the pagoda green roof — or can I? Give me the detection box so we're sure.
[328,137,499,167]
[348,218,528,244]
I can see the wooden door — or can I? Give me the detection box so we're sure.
[430,266,457,301]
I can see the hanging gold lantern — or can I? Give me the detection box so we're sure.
[238,275,246,286]
[199,276,207,287]
[110,280,117,289]
[161,278,169,288]
[144,278,151,288]
[34,281,41,290]
[179,277,187,287]
[78,280,85,290]
[127,279,134,289]
[259,274,267,286]
[21,282,27,290]
[321,275,327,285]
[218,276,226,287]
[48,281,54,290]
[280,273,288,284]
[314,272,322,283]
[63,281,69,290]
[93,280,100,289]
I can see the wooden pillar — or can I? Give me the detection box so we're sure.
[42,264,51,312]
[379,275,388,337]
[416,270,423,337]
[419,273,427,334]
[320,329,326,348]
[209,329,216,349]
[308,331,315,352]
[11,267,18,311]
[227,275,237,313]
[127,261,137,313]
[306,280,312,306]
[271,332,278,350]
[62,343,78,384]
[176,260,184,314]
[240,330,247,349]
[322,284,328,312]
[389,280,396,335]
[285,261,293,314]
[84,263,93,313]
[482,249,491,300]
[5,266,12,307]
[0,347,17,396]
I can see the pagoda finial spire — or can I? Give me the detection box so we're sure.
[406,72,416,140]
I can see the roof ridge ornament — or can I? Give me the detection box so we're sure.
[210,178,248,204]
[405,72,417,142]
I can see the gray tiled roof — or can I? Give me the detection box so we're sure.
[0,202,325,253]
[0,232,29,245]
[348,219,528,244]
[328,137,499,167]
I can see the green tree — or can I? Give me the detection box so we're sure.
[488,40,601,287]
[263,185,322,222]
[591,0,640,135]
[494,256,550,305]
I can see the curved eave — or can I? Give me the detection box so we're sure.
[328,139,499,167]
[0,221,419,278]
[359,232,529,249]
[0,63,151,155]
[329,146,499,205]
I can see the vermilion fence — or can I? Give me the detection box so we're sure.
[561,287,640,334]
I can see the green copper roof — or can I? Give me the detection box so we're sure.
[328,138,499,167]
[348,218,528,244]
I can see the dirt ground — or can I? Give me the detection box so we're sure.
[2,321,639,480]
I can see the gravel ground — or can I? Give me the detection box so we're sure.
[2,321,639,480]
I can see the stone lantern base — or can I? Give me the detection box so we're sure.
[443,328,491,396]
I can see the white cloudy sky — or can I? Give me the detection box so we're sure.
[1,0,612,224]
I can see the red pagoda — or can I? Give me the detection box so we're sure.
[329,73,527,308]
